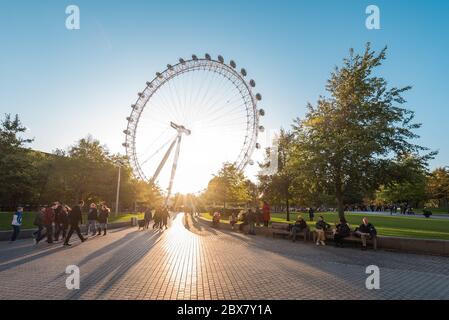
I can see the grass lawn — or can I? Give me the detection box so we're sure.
[0,212,144,231]
[200,212,449,240]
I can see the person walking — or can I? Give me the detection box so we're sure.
[153,208,161,230]
[212,211,221,228]
[247,209,256,235]
[308,207,315,222]
[54,202,69,241]
[229,211,238,230]
[262,201,271,227]
[10,206,23,242]
[161,206,169,229]
[33,207,46,244]
[144,207,153,230]
[42,203,56,244]
[64,200,86,246]
[86,203,98,236]
[97,204,110,236]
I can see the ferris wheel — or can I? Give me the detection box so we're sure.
[122,53,265,202]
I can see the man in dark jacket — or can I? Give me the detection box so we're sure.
[308,207,315,221]
[355,217,377,250]
[54,202,69,241]
[36,203,57,244]
[97,205,110,236]
[333,218,351,247]
[291,216,308,242]
[144,207,153,230]
[86,203,99,236]
[63,200,86,246]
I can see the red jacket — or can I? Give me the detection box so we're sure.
[43,207,55,225]
[262,203,271,221]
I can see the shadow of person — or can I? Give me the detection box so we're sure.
[64,231,163,299]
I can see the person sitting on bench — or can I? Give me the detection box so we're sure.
[355,217,377,251]
[333,218,350,247]
[291,215,307,242]
[315,216,331,246]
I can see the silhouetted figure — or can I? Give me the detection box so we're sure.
[64,200,86,246]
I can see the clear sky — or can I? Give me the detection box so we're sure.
[1,0,448,193]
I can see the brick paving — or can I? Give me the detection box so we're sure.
[0,213,448,300]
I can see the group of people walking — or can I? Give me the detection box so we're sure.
[10,200,111,247]
[141,206,170,230]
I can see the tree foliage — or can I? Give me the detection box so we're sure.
[0,114,162,210]
[427,167,449,208]
[204,163,250,209]
[0,114,38,207]
[289,43,434,218]
[258,129,295,220]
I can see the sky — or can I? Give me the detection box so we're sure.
[1,0,448,193]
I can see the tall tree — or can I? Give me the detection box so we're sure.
[291,44,434,219]
[375,156,429,207]
[427,167,449,210]
[258,129,295,220]
[0,114,37,208]
[205,163,250,209]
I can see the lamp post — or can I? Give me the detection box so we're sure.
[115,160,125,217]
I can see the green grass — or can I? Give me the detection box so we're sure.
[0,212,144,231]
[200,212,449,240]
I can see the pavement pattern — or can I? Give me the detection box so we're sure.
[0,213,448,300]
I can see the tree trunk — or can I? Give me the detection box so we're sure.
[335,180,345,220]
[286,198,290,221]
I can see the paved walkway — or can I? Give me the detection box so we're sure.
[0,213,448,300]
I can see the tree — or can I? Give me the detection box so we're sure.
[38,136,139,210]
[0,114,38,208]
[290,44,434,219]
[375,157,429,208]
[205,163,250,209]
[258,129,295,220]
[427,167,449,209]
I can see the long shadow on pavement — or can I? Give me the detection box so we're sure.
[64,230,163,299]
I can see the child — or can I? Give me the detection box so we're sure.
[10,206,23,242]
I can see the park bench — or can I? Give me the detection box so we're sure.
[271,222,308,242]
[312,228,377,249]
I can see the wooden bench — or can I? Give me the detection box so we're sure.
[312,229,377,249]
[271,223,309,242]
[348,233,377,250]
